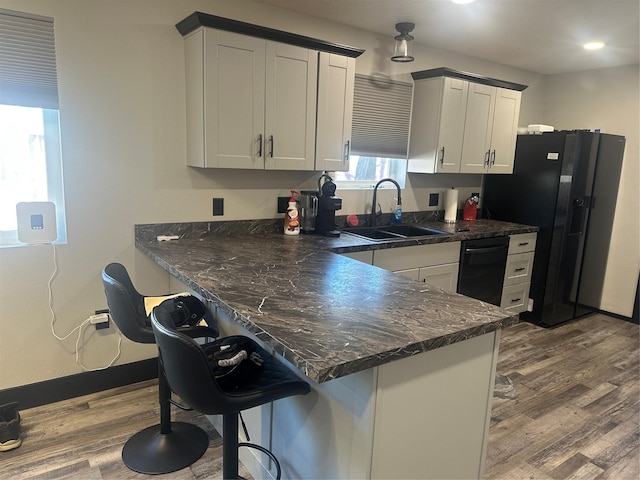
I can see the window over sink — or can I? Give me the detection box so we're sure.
[334,155,407,189]
[335,75,412,190]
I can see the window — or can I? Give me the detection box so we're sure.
[334,75,413,190]
[334,155,407,189]
[0,9,65,246]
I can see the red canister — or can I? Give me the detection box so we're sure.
[463,195,479,221]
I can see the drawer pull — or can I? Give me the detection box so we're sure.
[518,242,529,246]
[511,297,522,303]
[514,267,526,272]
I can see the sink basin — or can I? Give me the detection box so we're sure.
[341,227,403,240]
[342,225,448,241]
[379,224,448,237]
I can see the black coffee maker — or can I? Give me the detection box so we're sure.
[315,174,342,237]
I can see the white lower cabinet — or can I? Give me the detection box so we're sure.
[373,242,461,293]
[340,250,373,265]
[501,232,537,313]
[419,263,460,292]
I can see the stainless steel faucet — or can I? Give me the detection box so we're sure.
[370,178,402,227]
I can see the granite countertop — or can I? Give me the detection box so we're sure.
[135,219,536,383]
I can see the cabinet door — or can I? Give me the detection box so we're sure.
[395,268,420,281]
[486,88,521,174]
[316,53,355,172]
[460,83,495,174]
[264,42,317,170]
[204,30,266,169]
[408,77,467,174]
[435,78,467,173]
[419,263,459,293]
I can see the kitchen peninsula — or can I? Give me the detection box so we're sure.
[135,219,535,479]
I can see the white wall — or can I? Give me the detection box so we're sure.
[0,0,636,390]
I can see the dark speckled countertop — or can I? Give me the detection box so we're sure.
[135,218,537,383]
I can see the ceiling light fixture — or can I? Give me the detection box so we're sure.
[583,41,605,50]
[391,22,415,62]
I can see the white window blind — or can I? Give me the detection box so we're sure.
[351,75,413,158]
[0,8,58,109]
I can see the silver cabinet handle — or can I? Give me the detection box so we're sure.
[490,150,496,166]
[515,267,526,272]
[344,140,350,162]
[269,135,274,157]
[510,297,522,303]
[439,146,445,165]
[485,150,491,166]
[257,134,263,157]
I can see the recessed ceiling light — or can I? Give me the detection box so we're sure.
[451,0,476,4]
[583,41,605,50]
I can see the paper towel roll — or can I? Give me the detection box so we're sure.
[444,188,458,223]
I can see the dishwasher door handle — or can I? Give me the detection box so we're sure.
[464,245,508,254]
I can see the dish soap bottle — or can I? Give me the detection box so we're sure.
[284,190,300,236]
[391,201,402,224]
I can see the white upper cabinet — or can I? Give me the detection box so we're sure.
[315,53,355,172]
[460,84,521,174]
[407,68,526,175]
[186,29,317,170]
[177,13,364,171]
[408,77,468,174]
[264,41,318,170]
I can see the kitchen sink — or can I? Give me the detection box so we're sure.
[341,225,448,241]
[379,224,448,237]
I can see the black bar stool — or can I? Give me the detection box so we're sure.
[150,303,310,479]
[102,262,218,474]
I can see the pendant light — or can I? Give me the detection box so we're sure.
[391,22,415,62]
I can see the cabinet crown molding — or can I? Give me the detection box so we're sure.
[411,67,528,91]
[176,11,365,58]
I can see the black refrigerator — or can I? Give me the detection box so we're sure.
[483,131,626,327]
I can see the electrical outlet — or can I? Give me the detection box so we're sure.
[91,310,110,330]
[213,198,224,216]
[428,193,439,206]
[277,197,289,213]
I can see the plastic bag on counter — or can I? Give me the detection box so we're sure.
[494,373,516,399]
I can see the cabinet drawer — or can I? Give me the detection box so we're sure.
[373,242,461,271]
[508,232,537,254]
[503,252,534,286]
[500,282,530,313]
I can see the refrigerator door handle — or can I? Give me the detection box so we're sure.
[569,198,587,235]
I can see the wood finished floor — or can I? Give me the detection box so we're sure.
[1,313,638,479]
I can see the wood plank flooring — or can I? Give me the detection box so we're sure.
[1,313,638,479]
[485,313,639,480]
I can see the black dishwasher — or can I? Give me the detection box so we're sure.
[457,236,509,306]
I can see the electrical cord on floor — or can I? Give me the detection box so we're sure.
[47,243,122,371]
